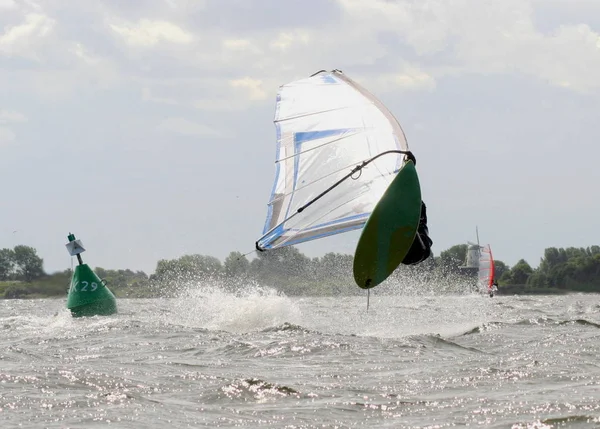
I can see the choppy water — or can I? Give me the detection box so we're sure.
[2,287,600,428]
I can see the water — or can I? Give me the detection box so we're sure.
[2,287,600,428]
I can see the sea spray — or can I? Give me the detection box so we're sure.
[166,278,303,333]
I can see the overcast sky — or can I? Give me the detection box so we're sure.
[1,0,599,274]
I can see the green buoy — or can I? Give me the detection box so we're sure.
[65,233,117,317]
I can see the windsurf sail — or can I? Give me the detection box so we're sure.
[478,244,495,293]
[256,69,411,251]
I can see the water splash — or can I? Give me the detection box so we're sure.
[165,280,303,333]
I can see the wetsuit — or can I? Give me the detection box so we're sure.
[400,151,433,265]
[402,201,433,265]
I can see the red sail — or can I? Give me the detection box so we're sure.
[478,244,495,292]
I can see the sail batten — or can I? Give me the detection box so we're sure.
[267,160,399,207]
[277,105,362,122]
[276,131,363,163]
[261,183,376,249]
[257,70,409,251]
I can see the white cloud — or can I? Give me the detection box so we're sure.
[141,87,179,106]
[0,13,55,58]
[223,39,253,50]
[336,0,600,93]
[532,24,600,91]
[269,31,311,51]
[0,108,25,148]
[157,117,224,138]
[110,19,194,47]
[336,0,450,55]
[140,79,240,111]
[379,69,437,92]
[0,126,16,146]
[70,42,101,66]
[229,77,268,101]
[191,98,251,112]
[140,76,274,112]
[0,0,17,10]
[0,109,27,124]
[1,0,598,115]
[163,0,207,12]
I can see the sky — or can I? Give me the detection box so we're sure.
[1,0,599,275]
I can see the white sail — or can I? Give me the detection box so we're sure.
[256,70,410,250]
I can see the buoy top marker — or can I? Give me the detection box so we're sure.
[66,232,86,265]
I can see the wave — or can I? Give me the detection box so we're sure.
[454,317,600,338]
[213,377,301,402]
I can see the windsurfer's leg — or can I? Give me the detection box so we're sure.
[402,234,426,265]
[419,201,433,250]
[401,201,432,265]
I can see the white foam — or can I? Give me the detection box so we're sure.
[167,281,302,333]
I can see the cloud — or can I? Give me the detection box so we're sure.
[0,126,16,146]
[139,76,273,112]
[269,31,311,51]
[0,4,122,100]
[229,77,268,101]
[141,87,179,106]
[182,0,341,33]
[110,19,194,47]
[70,42,101,65]
[0,0,598,115]
[157,117,225,138]
[370,68,437,92]
[336,0,600,93]
[0,109,27,124]
[119,0,598,117]
[0,109,25,147]
[222,38,256,51]
[0,12,55,59]
[0,0,17,10]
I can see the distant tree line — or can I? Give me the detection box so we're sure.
[148,248,357,296]
[0,245,150,299]
[437,244,600,294]
[143,243,600,296]
[510,246,600,293]
[2,242,600,299]
[0,246,44,282]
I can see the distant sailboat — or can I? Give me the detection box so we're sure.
[478,244,497,297]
